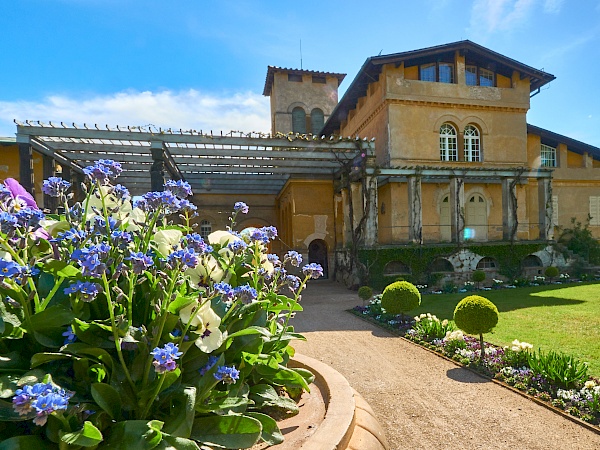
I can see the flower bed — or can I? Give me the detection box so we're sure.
[0,163,323,448]
[351,297,600,428]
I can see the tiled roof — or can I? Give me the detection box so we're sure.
[263,66,346,96]
[527,124,600,160]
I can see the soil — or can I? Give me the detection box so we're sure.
[291,280,600,450]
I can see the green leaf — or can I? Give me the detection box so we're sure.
[190,414,262,449]
[0,374,19,398]
[155,435,201,450]
[246,412,284,446]
[29,304,74,330]
[31,352,77,368]
[226,326,271,340]
[102,420,164,450]
[167,294,196,315]
[60,421,103,447]
[0,436,54,450]
[249,384,299,416]
[65,343,115,370]
[0,398,25,421]
[73,319,114,348]
[163,385,196,438]
[41,260,82,278]
[0,352,28,370]
[256,364,310,391]
[91,383,122,420]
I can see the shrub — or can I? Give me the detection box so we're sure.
[544,266,559,279]
[472,270,486,285]
[358,286,373,301]
[413,313,454,342]
[381,281,421,317]
[453,295,499,360]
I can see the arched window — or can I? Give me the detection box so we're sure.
[429,258,454,272]
[439,124,457,161]
[522,255,543,267]
[292,107,307,134]
[383,261,411,275]
[464,125,481,162]
[476,257,497,270]
[310,108,324,135]
[200,220,212,240]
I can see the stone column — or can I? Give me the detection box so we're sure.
[407,175,422,243]
[42,155,57,212]
[150,141,165,192]
[350,181,362,233]
[538,177,553,240]
[16,135,34,195]
[363,176,378,246]
[449,177,465,243]
[502,178,517,241]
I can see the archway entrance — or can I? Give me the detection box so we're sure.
[465,194,487,241]
[308,239,328,279]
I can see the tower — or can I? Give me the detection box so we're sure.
[262,67,345,135]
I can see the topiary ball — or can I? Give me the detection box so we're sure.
[381,281,421,315]
[544,266,559,278]
[472,270,486,283]
[453,295,499,335]
[358,286,373,301]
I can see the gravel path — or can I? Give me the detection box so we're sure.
[290,281,600,450]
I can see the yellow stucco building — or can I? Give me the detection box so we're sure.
[3,40,600,284]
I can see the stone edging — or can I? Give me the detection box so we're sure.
[348,309,600,437]
[290,354,389,449]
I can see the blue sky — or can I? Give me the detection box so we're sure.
[1,0,599,146]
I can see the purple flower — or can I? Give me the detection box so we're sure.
[234,285,257,304]
[63,281,101,302]
[13,382,72,426]
[3,178,39,210]
[302,263,323,279]
[83,160,122,184]
[164,180,193,198]
[284,250,302,267]
[214,365,240,384]
[234,202,249,214]
[214,282,235,301]
[183,233,212,254]
[126,251,154,274]
[71,244,111,278]
[261,226,278,240]
[112,184,130,199]
[267,254,281,265]
[111,230,132,246]
[227,240,247,254]
[54,228,88,245]
[167,248,198,269]
[151,342,183,374]
[178,199,198,214]
[284,274,301,291]
[0,259,23,280]
[41,177,71,197]
[62,325,77,345]
[199,355,219,375]
[0,212,18,234]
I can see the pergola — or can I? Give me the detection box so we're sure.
[14,121,374,202]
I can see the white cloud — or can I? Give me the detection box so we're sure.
[0,89,271,137]
[468,0,559,38]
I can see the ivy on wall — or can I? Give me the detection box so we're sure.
[358,242,545,290]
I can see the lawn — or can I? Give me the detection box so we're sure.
[409,282,600,376]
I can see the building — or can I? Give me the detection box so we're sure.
[2,40,600,286]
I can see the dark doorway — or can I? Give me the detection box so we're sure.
[308,239,328,279]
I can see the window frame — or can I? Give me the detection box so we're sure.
[439,123,458,161]
[463,125,481,162]
[541,143,557,167]
[291,107,307,134]
[419,61,455,84]
[200,220,212,240]
[465,65,496,87]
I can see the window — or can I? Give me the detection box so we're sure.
[439,124,458,161]
[430,258,454,272]
[292,107,307,133]
[420,62,454,83]
[288,74,302,82]
[465,65,495,87]
[200,220,212,239]
[590,196,600,226]
[312,75,326,84]
[463,125,481,162]
[522,255,542,267]
[541,144,556,167]
[310,108,324,135]
[479,68,494,87]
[420,63,436,82]
[477,257,497,270]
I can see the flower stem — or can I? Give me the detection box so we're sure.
[139,372,167,419]
[39,276,65,310]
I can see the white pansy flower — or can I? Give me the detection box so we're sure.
[179,301,225,353]
[86,185,145,231]
[441,319,449,327]
[153,229,183,257]
[186,255,226,287]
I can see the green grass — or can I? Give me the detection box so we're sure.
[410,282,600,376]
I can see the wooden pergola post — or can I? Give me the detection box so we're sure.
[150,141,165,192]
[16,134,34,195]
[42,155,57,212]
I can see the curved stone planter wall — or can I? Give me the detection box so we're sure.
[288,354,389,450]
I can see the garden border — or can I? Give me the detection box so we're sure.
[347,308,600,436]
